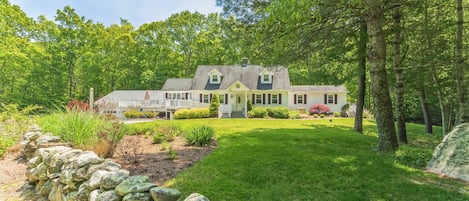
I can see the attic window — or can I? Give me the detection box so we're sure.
[212,75,219,83]
[209,69,222,84]
[260,72,272,84]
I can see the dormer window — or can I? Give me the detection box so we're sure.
[209,69,222,84]
[260,69,273,84]
[212,74,219,83]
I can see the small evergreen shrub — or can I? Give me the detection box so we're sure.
[185,125,214,146]
[320,114,325,118]
[209,93,220,117]
[144,111,159,118]
[394,145,433,168]
[313,114,319,118]
[124,109,142,118]
[247,100,253,112]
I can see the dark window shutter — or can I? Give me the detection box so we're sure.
[304,94,307,104]
[279,94,282,104]
[165,93,168,99]
[252,94,255,105]
[324,94,327,104]
[225,94,228,104]
[268,94,271,104]
[199,94,202,103]
[263,94,266,104]
[185,93,189,100]
[210,94,213,102]
[335,94,338,104]
[294,94,297,104]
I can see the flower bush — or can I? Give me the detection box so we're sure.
[309,104,330,114]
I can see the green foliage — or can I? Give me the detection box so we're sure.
[185,125,214,146]
[209,93,220,117]
[248,107,268,118]
[313,114,318,118]
[267,107,289,119]
[124,110,142,118]
[247,100,253,112]
[152,124,182,144]
[394,145,433,169]
[333,112,341,117]
[288,110,301,119]
[0,104,40,158]
[174,108,209,119]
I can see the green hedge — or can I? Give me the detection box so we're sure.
[124,109,159,118]
[248,107,289,119]
[174,108,209,119]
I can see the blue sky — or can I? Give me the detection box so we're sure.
[10,0,222,27]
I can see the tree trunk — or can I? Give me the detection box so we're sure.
[392,0,407,144]
[365,0,398,152]
[455,0,468,124]
[432,71,448,135]
[354,20,367,134]
[418,89,433,134]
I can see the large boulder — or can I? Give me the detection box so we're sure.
[427,123,469,182]
[95,190,121,201]
[122,192,153,201]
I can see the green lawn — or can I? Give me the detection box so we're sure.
[133,118,468,201]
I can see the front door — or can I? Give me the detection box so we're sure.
[232,94,244,111]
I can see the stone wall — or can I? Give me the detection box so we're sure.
[22,125,209,201]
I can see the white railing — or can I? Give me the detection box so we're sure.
[118,100,161,108]
[117,99,211,110]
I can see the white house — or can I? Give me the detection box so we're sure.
[94,64,347,118]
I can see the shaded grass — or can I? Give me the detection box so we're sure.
[131,119,468,200]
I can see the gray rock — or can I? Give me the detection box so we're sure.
[123,192,152,201]
[76,182,91,201]
[66,191,78,201]
[96,190,121,201]
[100,170,129,190]
[184,193,210,201]
[35,146,72,164]
[427,123,469,182]
[88,170,111,190]
[115,175,156,196]
[23,131,42,141]
[30,162,49,181]
[71,151,105,168]
[49,149,82,174]
[85,160,121,178]
[28,124,42,132]
[27,156,42,168]
[38,180,52,197]
[48,178,66,201]
[89,189,101,201]
[150,187,181,201]
[36,133,61,145]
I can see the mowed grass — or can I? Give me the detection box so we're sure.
[133,119,468,201]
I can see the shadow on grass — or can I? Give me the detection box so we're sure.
[166,126,468,201]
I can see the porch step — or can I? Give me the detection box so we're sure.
[230,111,245,118]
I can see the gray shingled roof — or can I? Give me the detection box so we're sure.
[191,65,291,90]
[161,78,193,91]
[290,85,347,92]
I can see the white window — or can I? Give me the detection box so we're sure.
[297,95,304,104]
[203,94,209,103]
[328,95,334,104]
[256,94,262,104]
[263,74,270,82]
[212,75,219,83]
[272,94,278,104]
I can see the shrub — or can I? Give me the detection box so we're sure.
[320,114,325,118]
[394,145,433,168]
[185,125,214,146]
[124,109,142,118]
[267,107,289,119]
[144,111,159,118]
[248,107,269,118]
[333,112,340,117]
[247,100,253,112]
[309,104,330,114]
[67,99,90,111]
[152,124,181,144]
[209,93,220,117]
[313,114,319,118]
[289,111,301,119]
[175,108,209,119]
